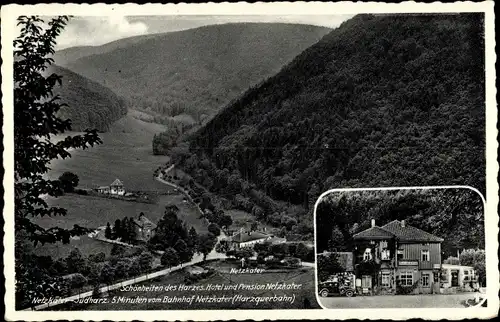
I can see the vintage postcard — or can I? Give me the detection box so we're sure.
[1,1,497,321]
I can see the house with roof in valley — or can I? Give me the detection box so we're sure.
[110,178,125,195]
[133,212,157,242]
[229,228,286,250]
[97,178,126,196]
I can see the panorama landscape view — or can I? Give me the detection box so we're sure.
[13,13,487,311]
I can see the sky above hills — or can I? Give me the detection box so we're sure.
[55,15,353,50]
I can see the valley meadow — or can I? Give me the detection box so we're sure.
[37,114,208,258]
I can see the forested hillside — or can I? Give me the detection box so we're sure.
[177,14,485,239]
[315,189,484,258]
[62,23,331,121]
[48,65,127,132]
[52,33,161,66]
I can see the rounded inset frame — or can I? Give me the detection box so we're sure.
[313,186,486,309]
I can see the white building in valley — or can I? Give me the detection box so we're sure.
[97,179,125,196]
[229,229,286,250]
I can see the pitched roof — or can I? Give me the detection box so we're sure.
[133,214,157,229]
[353,226,395,240]
[110,179,123,186]
[231,231,269,243]
[381,220,444,243]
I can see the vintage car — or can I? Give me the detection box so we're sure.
[318,280,356,297]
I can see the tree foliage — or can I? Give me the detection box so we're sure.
[149,206,191,252]
[58,171,79,192]
[161,247,180,268]
[207,223,221,237]
[173,239,193,263]
[104,222,112,239]
[317,254,343,282]
[14,15,102,247]
[197,233,217,261]
[459,249,486,286]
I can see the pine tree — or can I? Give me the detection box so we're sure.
[187,226,199,253]
[104,222,112,239]
[113,219,121,240]
[121,217,129,242]
[128,217,137,244]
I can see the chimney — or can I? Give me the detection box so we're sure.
[401,220,405,228]
[371,219,376,227]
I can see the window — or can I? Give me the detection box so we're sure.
[397,249,404,260]
[421,250,430,262]
[381,249,391,260]
[422,273,430,287]
[381,273,391,287]
[363,248,372,261]
[400,271,413,286]
[464,270,470,281]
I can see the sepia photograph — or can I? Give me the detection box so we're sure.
[1,2,497,321]
[315,187,486,309]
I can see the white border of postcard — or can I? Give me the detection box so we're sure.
[2,1,497,321]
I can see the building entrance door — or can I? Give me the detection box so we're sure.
[451,270,459,287]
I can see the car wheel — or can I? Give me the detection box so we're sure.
[345,290,354,297]
[320,289,329,297]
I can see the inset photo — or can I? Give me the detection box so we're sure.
[314,187,486,309]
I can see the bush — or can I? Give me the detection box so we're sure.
[265,258,284,269]
[125,246,145,257]
[65,273,87,289]
[74,188,88,195]
[89,252,106,263]
[58,172,79,193]
[396,279,419,295]
[92,284,101,298]
[111,244,126,256]
[207,223,221,237]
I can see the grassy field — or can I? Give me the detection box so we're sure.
[51,260,320,310]
[36,114,207,258]
[35,193,208,258]
[34,236,115,259]
[47,114,170,191]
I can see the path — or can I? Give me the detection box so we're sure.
[155,167,205,217]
